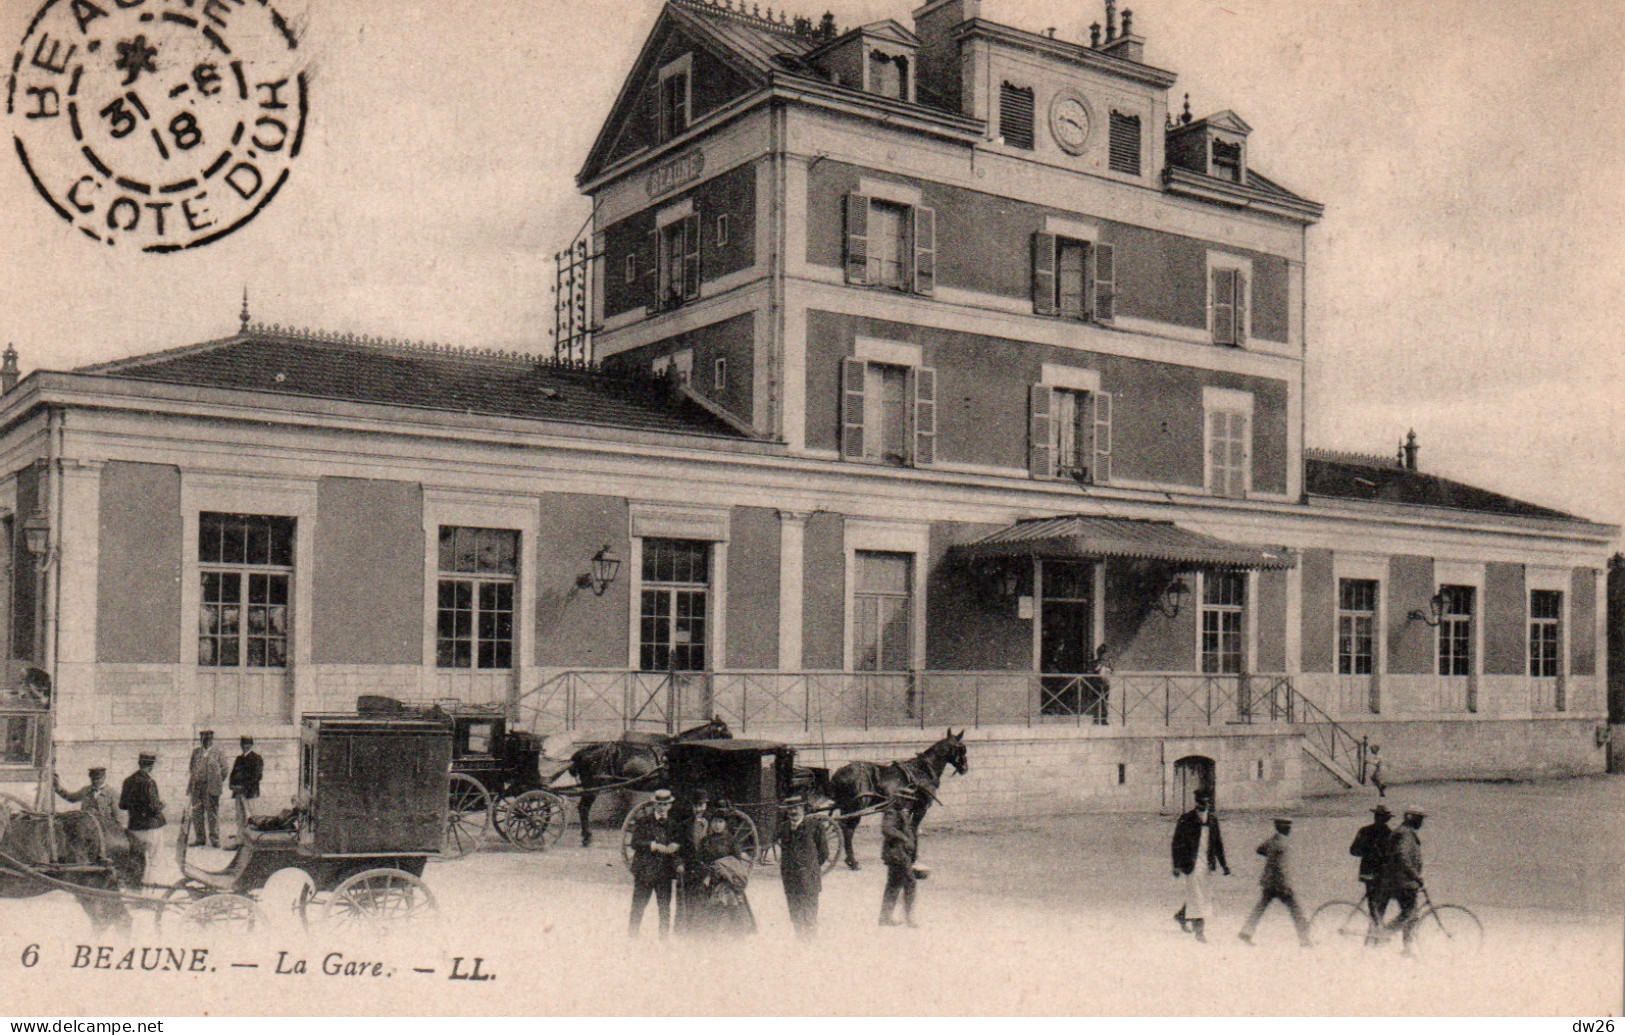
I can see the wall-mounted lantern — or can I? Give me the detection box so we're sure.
[576,545,622,596]
[1407,590,1446,627]
[20,509,49,559]
[1152,575,1190,619]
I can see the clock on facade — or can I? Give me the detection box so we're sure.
[1048,90,1092,155]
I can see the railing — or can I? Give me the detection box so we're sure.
[519,669,1313,735]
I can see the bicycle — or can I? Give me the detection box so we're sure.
[1310,885,1482,960]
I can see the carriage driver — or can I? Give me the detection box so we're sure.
[55,767,117,827]
[627,788,682,939]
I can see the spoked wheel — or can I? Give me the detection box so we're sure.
[444,774,492,859]
[164,893,263,934]
[1309,900,1373,951]
[1413,904,1483,960]
[812,814,844,875]
[323,868,437,931]
[719,807,760,865]
[620,800,657,870]
[493,790,568,851]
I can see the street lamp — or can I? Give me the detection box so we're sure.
[576,545,622,596]
[1408,590,1446,627]
[20,509,48,559]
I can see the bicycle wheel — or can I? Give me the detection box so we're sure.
[1309,900,1373,950]
[1413,904,1483,960]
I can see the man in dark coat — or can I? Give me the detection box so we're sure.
[228,736,263,840]
[878,786,920,927]
[117,752,166,883]
[1170,791,1230,941]
[778,795,827,939]
[627,788,681,939]
[1381,807,1426,954]
[1238,817,1313,947]
[1349,804,1394,931]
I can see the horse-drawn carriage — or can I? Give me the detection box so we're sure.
[0,709,452,934]
[434,703,572,857]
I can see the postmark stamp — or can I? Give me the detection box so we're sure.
[7,0,308,252]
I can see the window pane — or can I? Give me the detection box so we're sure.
[438,527,457,573]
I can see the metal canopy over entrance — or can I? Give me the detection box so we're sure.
[950,516,1296,570]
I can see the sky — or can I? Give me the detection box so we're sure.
[1,0,1622,533]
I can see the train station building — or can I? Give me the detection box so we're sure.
[0,0,1613,817]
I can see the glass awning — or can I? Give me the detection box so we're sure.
[950,516,1296,570]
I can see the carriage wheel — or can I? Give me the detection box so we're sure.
[813,814,844,875]
[323,868,438,931]
[493,790,567,851]
[721,807,760,865]
[1413,904,1483,961]
[443,774,492,859]
[164,893,263,934]
[619,800,657,871]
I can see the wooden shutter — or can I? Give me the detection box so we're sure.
[1093,243,1115,322]
[841,358,867,459]
[1028,384,1053,479]
[913,366,937,466]
[1234,412,1251,496]
[647,81,662,143]
[1032,232,1057,316]
[844,194,870,285]
[1092,390,1113,484]
[1212,268,1236,345]
[1234,270,1248,345]
[913,206,936,296]
[682,212,701,301]
[646,228,661,311]
[1208,410,1226,494]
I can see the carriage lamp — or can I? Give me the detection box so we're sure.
[1407,590,1446,627]
[20,508,48,559]
[1152,576,1190,619]
[576,545,622,596]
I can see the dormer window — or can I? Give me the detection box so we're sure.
[656,56,692,144]
[869,50,908,101]
[1212,139,1243,183]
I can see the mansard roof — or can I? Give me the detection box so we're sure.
[1305,449,1586,524]
[78,327,745,438]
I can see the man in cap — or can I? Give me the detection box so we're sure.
[228,735,264,841]
[1381,807,1427,953]
[878,786,920,927]
[1170,790,1230,942]
[118,752,166,883]
[186,730,227,848]
[1349,804,1395,933]
[627,788,682,939]
[1238,817,1313,947]
[55,766,117,827]
[778,794,827,940]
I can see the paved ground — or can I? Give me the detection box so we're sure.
[3,776,1621,1016]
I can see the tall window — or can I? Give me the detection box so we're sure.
[1529,590,1563,678]
[854,551,912,672]
[1032,234,1114,323]
[640,538,709,671]
[1029,382,1111,483]
[658,67,689,142]
[1338,579,1377,676]
[867,200,910,289]
[1201,572,1246,675]
[864,363,910,463]
[1437,585,1474,677]
[1211,266,1248,346]
[844,193,935,296]
[1,714,39,766]
[1109,110,1142,175]
[1053,389,1095,479]
[656,213,700,310]
[841,357,936,467]
[1000,82,1035,150]
[198,513,293,668]
[1206,408,1250,499]
[437,526,517,670]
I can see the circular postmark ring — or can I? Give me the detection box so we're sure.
[7,0,307,252]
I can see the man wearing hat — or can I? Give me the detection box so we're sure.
[1349,804,1395,931]
[878,786,920,927]
[229,735,264,841]
[118,752,166,883]
[627,789,682,939]
[1170,790,1230,942]
[186,730,227,848]
[1238,817,1313,947]
[55,766,117,828]
[1381,807,1427,953]
[777,794,827,940]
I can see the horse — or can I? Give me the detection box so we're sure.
[0,804,140,935]
[557,716,731,846]
[828,729,968,870]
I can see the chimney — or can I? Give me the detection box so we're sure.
[1104,0,1117,41]
[1099,5,1145,62]
[1402,429,1419,472]
[1,346,18,395]
[911,0,981,113]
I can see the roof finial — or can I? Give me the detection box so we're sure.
[1181,92,1192,125]
[1090,21,1101,46]
[240,286,250,332]
[1121,9,1133,36]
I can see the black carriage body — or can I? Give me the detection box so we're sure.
[447,707,548,798]
[299,714,452,856]
[666,739,794,848]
